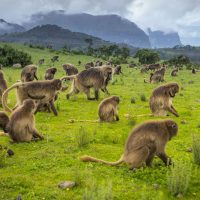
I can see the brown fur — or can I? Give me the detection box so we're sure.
[85,62,94,69]
[2,79,62,116]
[21,65,38,82]
[150,67,166,83]
[0,111,9,133]
[44,67,57,80]
[0,71,8,105]
[149,83,179,117]
[98,96,120,122]
[62,66,113,100]
[148,64,160,71]
[113,65,123,75]
[63,64,78,76]
[192,68,197,74]
[7,99,44,142]
[80,119,178,168]
[171,68,178,77]
[38,59,44,65]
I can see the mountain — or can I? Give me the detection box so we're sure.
[0,24,114,50]
[0,19,25,35]
[148,28,182,48]
[23,11,151,48]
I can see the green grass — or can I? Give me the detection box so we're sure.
[0,43,200,199]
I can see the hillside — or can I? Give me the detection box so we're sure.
[23,11,151,48]
[0,19,25,35]
[0,24,112,50]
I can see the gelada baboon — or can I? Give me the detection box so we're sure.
[21,65,38,82]
[2,79,62,116]
[44,67,57,80]
[38,58,45,65]
[192,68,197,74]
[0,111,9,133]
[98,96,120,122]
[113,65,123,75]
[51,56,59,63]
[80,119,178,169]
[85,62,94,69]
[150,67,166,83]
[171,68,178,77]
[148,64,160,71]
[62,66,113,100]
[63,64,78,76]
[0,71,8,105]
[149,83,179,117]
[8,99,44,142]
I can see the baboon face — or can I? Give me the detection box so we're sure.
[104,67,113,81]
[165,120,178,139]
[53,79,62,90]
[113,96,120,103]
[168,84,179,97]
[31,67,38,80]
[23,99,36,110]
[51,68,57,74]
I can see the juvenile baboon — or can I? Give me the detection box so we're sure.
[2,79,62,116]
[149,83,179,117]
[62,66,113,100]
[51,56,59,63]
[0,111,9,133]
[80,119,178,169]
[192,68,197,74]
[85,62,94,69]
[44,67,57,80]
[21,65,38,82]
[8,99,44,142]
[38,58,45,65]
[63,64,78,76]
[98,96,120,122]
[150,67,166,83]
[171,68,178,77]
[113,65,123,75]
[0,71,8,105]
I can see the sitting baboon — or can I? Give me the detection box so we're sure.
[21,65,38,82]
[192,68,197,74]
[0,71,8,105]
[80,119,178,169]
[62,66,113,100]
[8,99,44,142]
[44,67,57,80]
[38,59,45,65]
[2,79,62,116]
[113,65,123,75]
[140,66,148,73]
[63,64,78,76]
[128,63,136,68]
[148,64,160,71]
[150,67,166,83]
[171,68,178,77]
[12,63,22,68]
[95,60,103,67]
[98,96,120,122]
[85,62,94,69]
[149,83,179,117]
[51,56,59,63]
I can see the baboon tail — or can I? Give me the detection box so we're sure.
[80,155,124,166]
[2,82,23,112]
[68,119,99,123]
[60,75,76,81]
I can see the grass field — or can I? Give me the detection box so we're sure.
[0,43,200,200]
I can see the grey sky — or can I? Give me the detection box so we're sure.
[1,0,200,45]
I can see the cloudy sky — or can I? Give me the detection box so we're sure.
[1,0,200,45]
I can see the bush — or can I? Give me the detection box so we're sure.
[140,94,147,102]
[167,160,191,196]
[75,126,91,148]
[0,148,7,168]
[192,134,200,165]
[0,45,32,67]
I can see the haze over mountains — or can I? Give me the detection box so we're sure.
[0,10,182,49]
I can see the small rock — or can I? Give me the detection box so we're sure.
[177,193,183,198]
[152,183,159,189]
[124,114,131,119]
[181,120,187,124]
[13,63,22,68]
[7,149,14,156]
[196,99,200,103]
[58,181,75,189]
[186,148,192,153]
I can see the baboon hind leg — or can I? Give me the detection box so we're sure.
[66,87,79,99]
[49,100,58,116]
[84,88,95,100]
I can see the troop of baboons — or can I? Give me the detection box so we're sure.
[0,56,194,173]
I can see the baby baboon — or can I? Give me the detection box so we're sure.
[81,119,178,168]
[44,67,57,80]
[0,111,9,133]
[63,64,78,76]
[171,68,178,77]
[2,79,62,116]
[0,71,8,105]
[149,83,179,117]
[113,65,123,75]
[85,62,94,69]
[21,65,38,82]
[8,99,44,142]
[150,67,166,83]
[51,56,59,63]
[38,58,45,65]
[98,96,120,122]
[62,66,112,100]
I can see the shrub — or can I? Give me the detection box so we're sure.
[0,148,7,168]
[131,97,136,104]
[75,127,91,148]
[192,134,200,165]
[167,160,191,196]
[140,94,147,102]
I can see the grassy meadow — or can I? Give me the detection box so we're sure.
[0,43,200,200]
